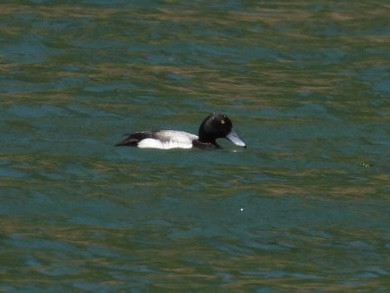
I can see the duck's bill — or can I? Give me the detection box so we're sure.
[226,130,246,148]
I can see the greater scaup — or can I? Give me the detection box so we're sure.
[115,113,246,149]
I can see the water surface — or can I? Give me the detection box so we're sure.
[1,1,389,291]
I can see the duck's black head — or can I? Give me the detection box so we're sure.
[198,113,246,148]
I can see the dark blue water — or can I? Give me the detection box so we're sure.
[1,1,389,291]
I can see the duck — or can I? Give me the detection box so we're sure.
[115,113,246,149]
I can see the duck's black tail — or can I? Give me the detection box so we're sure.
[115,132,153,147]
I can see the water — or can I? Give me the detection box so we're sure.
[1,1,389,291]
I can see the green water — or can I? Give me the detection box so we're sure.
[1,1,389,291]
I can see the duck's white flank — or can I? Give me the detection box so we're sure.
[137,130,198,149]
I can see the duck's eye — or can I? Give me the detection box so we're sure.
[220,119,225,125]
